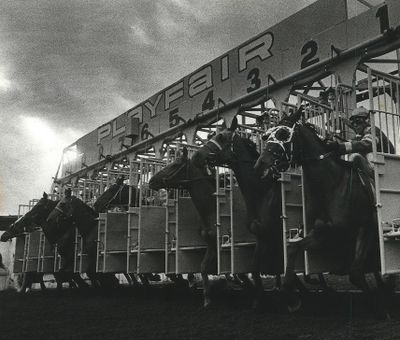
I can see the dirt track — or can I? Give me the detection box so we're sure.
[1,278,400,340]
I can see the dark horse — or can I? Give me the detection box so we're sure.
[254,106,389,317]
[193,118,283,305]
[149,147,220,307]
[46,190,119,289]
[0,192,87,291]
[93,176,131,213]
[195,117,328,307]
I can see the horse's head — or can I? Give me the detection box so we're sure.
[255,106,329,180]
[1,192,58,242]
[93,182,129,213]
[46,191,96,239]
[149,146,214,190]
[197,117,259,168]
[196,118,237,167]
[149,147,191,190]
[46,192,74,240]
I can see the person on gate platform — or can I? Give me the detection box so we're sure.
[326,106,395,178]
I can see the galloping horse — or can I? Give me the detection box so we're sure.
[46,190,119,289]
[149,147,219,307]
[195,117,329,307]
[193,118,283,304]
[0,192,87,291]
[254,106,388,317]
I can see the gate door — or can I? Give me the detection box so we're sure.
[366,66,400,274]
[168,144,207,275]
[128,159,166,274]
[216,167,256,274]
[280,169,306,274]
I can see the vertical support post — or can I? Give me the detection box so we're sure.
[229,170,234,274]
[368,67,386,274]
[279,173,288,273]
[300,168,309,275]
[137,160,143,273]
[215,166,221,275]
[175,189,179,274]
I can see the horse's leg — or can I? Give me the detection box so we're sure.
[251,271,264,309]
[274,274,281,290]
[53,272,63,291]
[236,273,253,291]
[349,227,389,319]
[139,274,150,288]
[283,234,323,312]
[39,274,47,291]
[201,273,211,308]
[72,273,90,289]
[200,228,217,308]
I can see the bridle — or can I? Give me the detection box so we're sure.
[50,199,74,225]
[263,123,335,176]
[262,125,296,176]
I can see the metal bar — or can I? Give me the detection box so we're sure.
[280,174,289,274]
[367,59,400,63]
[137,160,144,273]
[216,166,221,275]
[368,67,386,274]
[300,168,309,275]
[175,189,179,274]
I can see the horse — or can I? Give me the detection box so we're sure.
[254,106,390,318]
[46,189,120,289]
[149,147,226,307]
[195,117,330,308]
[93,177,131,213]
[0,192,87,292]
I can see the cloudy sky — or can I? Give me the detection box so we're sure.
[3,0,373,215]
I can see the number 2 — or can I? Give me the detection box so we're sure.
[301,40,319,69]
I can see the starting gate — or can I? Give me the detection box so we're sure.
[96,159,166,274]
[14,195,61,276]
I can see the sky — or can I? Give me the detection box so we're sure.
[2,0,377,215]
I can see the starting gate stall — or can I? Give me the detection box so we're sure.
[366,66,400,274]
[295,94,350,275]
[215,121,265,275]
[164,144,208,275]
[278,93,350,275]
[96,158,166,275]
[14,195,60,278]
[215,167,256,274]
[71,166,131,274]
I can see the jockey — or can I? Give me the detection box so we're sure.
[326,106,394,178]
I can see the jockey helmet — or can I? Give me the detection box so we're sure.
[350,106,369,121]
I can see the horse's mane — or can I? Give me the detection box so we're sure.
[241,137,260,159]
[72,196,98,219]
[301,122,327,148]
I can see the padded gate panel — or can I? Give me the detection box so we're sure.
[177,198,206,247]
[140,207,166,249]
[378,154,400,274]
[177,249,206,274]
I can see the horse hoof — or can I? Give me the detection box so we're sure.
[203,297,212,308]
[288,299,302,313]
